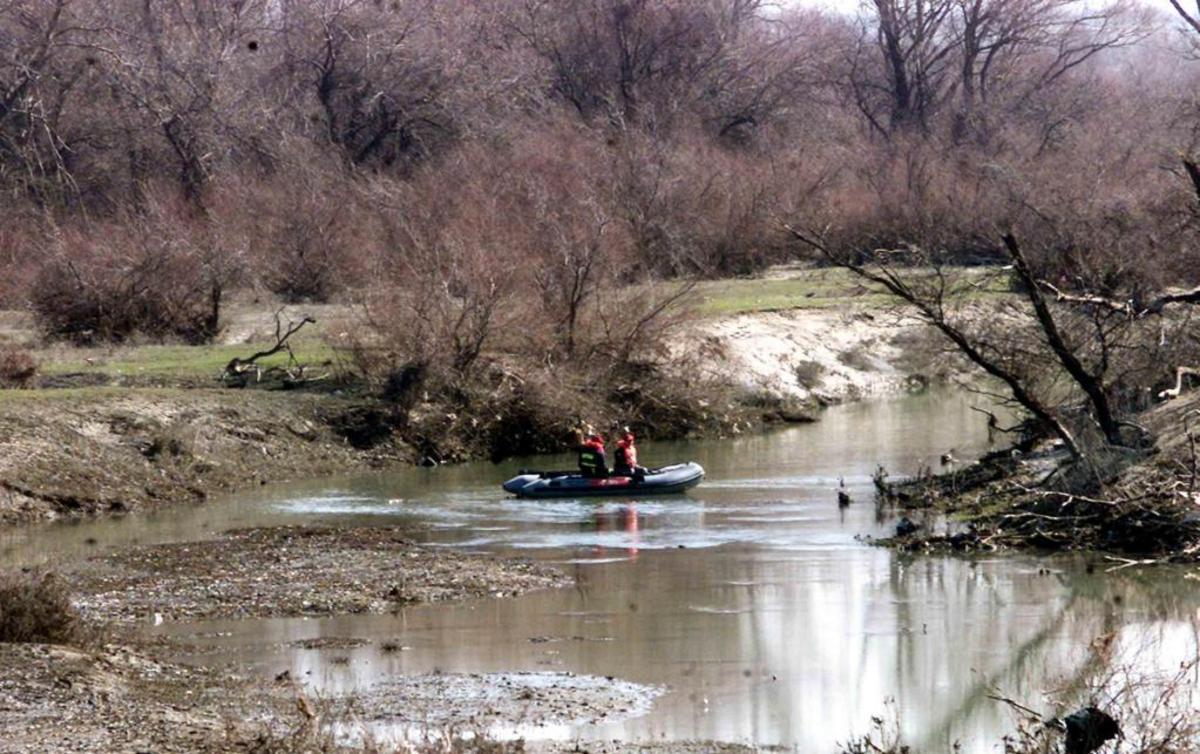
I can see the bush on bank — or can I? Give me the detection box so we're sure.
[0,571,86,646]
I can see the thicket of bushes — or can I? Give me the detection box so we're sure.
[0,0,1196,416]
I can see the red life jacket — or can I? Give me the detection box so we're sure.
[615,438,638,469]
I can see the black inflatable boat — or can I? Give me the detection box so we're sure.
[502,462,705,499]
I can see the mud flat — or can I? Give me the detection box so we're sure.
[349,671,663,735]
[0,639,673,754]
[0,642,269,754]
[70,525,568,624]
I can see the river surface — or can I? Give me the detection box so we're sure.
[4,391,1199,751]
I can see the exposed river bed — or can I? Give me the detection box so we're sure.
[3,391,1198,752]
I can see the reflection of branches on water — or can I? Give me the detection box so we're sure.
[858,555,1200,750]
[913,586,1084,750]
[922,572,1200,752]
[992,652,1200,754]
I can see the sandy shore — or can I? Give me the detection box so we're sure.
[693,307,951,406]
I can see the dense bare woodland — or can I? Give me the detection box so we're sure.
[2,0,1200,451]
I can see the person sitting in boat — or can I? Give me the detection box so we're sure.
[613,428,647,480]
[578,430,609,478]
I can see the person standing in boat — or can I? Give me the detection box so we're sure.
[613,428,647,481]
[577,426,609,478]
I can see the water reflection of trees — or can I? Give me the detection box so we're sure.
[882,556,1200,751]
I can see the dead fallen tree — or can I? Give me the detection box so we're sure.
[222,310,321,388]
[877,429,1200,562]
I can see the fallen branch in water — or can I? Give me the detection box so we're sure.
[1103,555,1165,572]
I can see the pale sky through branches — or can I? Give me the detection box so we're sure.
[787,0,1193,23]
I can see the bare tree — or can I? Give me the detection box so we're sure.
[81,0,271,202]
[848,0,1148,137]
[1168,0,1200,37]
[787,224,1087,457]
[275,0,463,169]
[513,0,759,129]
[0,0,93,201]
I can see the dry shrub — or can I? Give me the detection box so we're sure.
[478,370,609,460]
[352,167,526,391]
[0,345,38,388]
[845,650,1200,754]
[0,571,85,645]
[0,212,42,308]
[29,196,238,344]
[214,154,376,303]
[614,132,789,276]
[334,129,719,457]
[796,135,1011,265]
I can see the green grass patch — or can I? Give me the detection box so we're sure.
[695,266,1012,316]
[37,340,338,379]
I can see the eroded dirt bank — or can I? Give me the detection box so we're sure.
[0,389,413,526]
[694,308,944,405]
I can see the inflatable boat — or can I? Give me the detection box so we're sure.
[502,462,705,499]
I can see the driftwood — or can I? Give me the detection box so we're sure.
[222,310,318,386]
[1038,280,1200,319]
[1158,366,1200,400]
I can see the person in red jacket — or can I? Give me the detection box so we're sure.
[613,428,647,480]
[577,428,609,478]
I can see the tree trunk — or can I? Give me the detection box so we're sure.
[1003,234,1125,447]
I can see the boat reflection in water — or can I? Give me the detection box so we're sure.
[588,502,641,560]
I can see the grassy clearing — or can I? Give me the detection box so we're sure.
[1,300,342,383]
[34,339,338,380]
[695,265,1011,316]
[0,266,1008,384]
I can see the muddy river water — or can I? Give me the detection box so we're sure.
[4,391,1199,751]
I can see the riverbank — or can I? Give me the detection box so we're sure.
[880,389,1200,561]
[0,524,579,754]
[0,271,994,753]
[0,269,964,526]
[2,389,1195,752]
[0,637,704,754]
[0,388,413,525]
[0,642,267,754]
